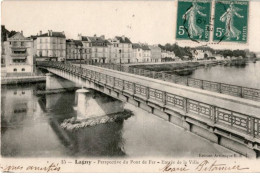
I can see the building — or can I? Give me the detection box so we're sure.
[255,52,260,58]
[36,30,66,61]
[161,50,168,60]
[141,44,151,62]
[66,39,84,61]
[213,54,224,60]
[149,45,162,62]
[109,36,133,63]
[88,35,110,63]
[132,43,143,63]
[78,34,92,63]
[4,31,34,76]
[191,49,213,60]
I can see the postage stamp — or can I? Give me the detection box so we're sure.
[213,0,249,43]
[176,0,211,42]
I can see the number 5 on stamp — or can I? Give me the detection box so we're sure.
[213,0,249,43]
[176,0,211,42]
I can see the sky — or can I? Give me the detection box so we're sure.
[1,0,260,52]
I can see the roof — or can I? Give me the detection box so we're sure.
[132,43,141,49]
[1,26,19,42]
[66,39,83,46]
[115,36,132,44]
[74,40,83,46]
[81,36,91,42]
[29,35,38,40]
[38,31,66,38]
[91,39,111,47]
[141,45,150,51]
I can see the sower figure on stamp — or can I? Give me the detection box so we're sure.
[182,2,207,39]
[220,2,244,40]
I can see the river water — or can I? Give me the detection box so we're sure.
[1,83,235,158]
[188,61,260,89]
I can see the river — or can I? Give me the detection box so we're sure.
[188,61,260,89]
[1,83,235,158]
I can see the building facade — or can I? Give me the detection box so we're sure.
[36,30,66,61]
[66,39,84,61]
[87,35,110,63]
[132,43,142,63]
[78,34,92,63]
[149,45,161,62]
[4,32,34,76]
[191,49,213,60]
[141,44,151,62]
[109,36,133,63]
[161,50,167,59]
[167,51,175,59]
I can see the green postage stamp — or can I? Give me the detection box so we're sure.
[213,0,249,43]
[176,0,249,43]
[176,0,211,42]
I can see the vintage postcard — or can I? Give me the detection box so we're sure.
[1,0,260,173]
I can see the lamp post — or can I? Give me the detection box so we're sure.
[119,49,122,69]
[79,48,82,69]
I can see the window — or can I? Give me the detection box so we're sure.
[14,91,17,95]
[21,42,24,46]
[22,91,25,94]
[14,68,17,72]
[22,68,25,71]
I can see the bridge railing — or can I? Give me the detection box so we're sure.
[79,62,260,102]
[37,61,260,140]
[37,61,260,102]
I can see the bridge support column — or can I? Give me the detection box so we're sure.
[76,88,125,120]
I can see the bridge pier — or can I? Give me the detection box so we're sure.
[76,88,125,120]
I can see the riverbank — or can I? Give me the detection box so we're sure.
[36,87,78,95]
[129,60,220,75]
[1,75,46,85]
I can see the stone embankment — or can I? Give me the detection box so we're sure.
[1,75,46,85]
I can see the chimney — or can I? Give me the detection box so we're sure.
[48,30,50,36]
[94,34,97,40]
[122,35,125,41]
[50,30,53,36]
[39,30,42,35]
[100,35,105,40]
[78,33,82,40]
[21,30,23,35]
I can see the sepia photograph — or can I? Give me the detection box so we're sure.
[0,0,260,173]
